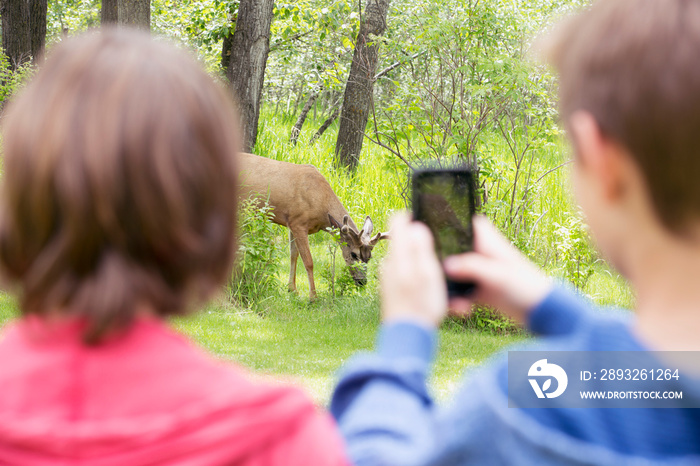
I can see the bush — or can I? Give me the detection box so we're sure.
[319,227,361,298]
[0,53,34,109]
[553,213,597,290]
[451,306,522,335]
[228,196,280,307]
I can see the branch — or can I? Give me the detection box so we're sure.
[373,51,426,81]
[533,160,572,185]
[363,130,414,170]
[270,30,313,52]
[527,209,549,247]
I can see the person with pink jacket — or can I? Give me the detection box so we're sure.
[0,29,348,466]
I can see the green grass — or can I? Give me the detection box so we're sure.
[0,293,17,323]
[582,263,635,308]
[0,290,524,405]
[172,294,381,404]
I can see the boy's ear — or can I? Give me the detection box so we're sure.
[570,111,627,202]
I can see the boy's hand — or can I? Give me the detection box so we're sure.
[444,216,552,324]
[381,214,448,327]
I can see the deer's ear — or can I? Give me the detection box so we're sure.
[370,232,390,246]
[328,214,341,230]
[362,216,374,238]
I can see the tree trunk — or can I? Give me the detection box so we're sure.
[1,0,31,69]
[117,0,150,30]
[290,84,304,118]
[227,0,274,152]
[310,106,341,145]
[102,0,118,24]
[290,86,321,145]
[221,32,233,73]
[335,0,390,171]
[28,0,46,62]
[220,9,238,74]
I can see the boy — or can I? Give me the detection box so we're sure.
[331,1,700,464]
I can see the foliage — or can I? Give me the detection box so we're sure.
[353,0,582,266]
[151,0,237,72]
[0,55,35,108]
[228,196,280,307]
[47,0,100,43]
[553,213,597,290]
[373,0,530,163]
[263,0,360,122]
[36,0,632,327]
[320,227,358,298]
[451,306,522,335]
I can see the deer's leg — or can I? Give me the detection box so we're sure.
[288,229,299,293]
[290,226,316,300]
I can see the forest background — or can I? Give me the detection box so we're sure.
[0,0,633,403]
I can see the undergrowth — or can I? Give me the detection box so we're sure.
[228,196,281,307]
[239,107,634,334]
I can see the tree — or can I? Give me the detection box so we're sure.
[102,0,118,24]
[2,0,31,69]
[29,0,47,61]
[335,0,390,171]
[1,0,47,68]
[227,0,274,152]
[310,105,341,145]
[290,84,320,145]
[117,0,150,30]
[220,3,239,74]
[221,32,233,71]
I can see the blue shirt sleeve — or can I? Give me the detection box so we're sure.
[330,322,438,465]
[330,287,598,465]
[527,285,594,336]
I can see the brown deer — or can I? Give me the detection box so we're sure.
[238,152,389,299]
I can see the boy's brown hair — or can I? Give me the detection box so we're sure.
[0,29,240,343]
[548,0,700,232]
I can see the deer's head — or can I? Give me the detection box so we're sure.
[329,214,389,286]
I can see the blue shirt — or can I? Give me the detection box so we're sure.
[330,287,700,465]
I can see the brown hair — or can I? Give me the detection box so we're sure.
[547,0,700,232]
[0,29,240,343]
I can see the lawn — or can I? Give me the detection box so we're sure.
[0,289,526,405]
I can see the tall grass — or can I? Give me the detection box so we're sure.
[251,107,634,309]
[247,108,409,299]
[255,109,409,234]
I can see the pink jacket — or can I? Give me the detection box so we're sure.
[0,316,349,465]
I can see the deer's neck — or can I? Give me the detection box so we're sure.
[327,197,358,232]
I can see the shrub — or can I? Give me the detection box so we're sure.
[553,213,597,290]
[320,226,359,298]
[447,306,522,335]
[228,196,280,307]
[0,53,34,109]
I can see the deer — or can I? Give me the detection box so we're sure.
[237,152,389,299]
